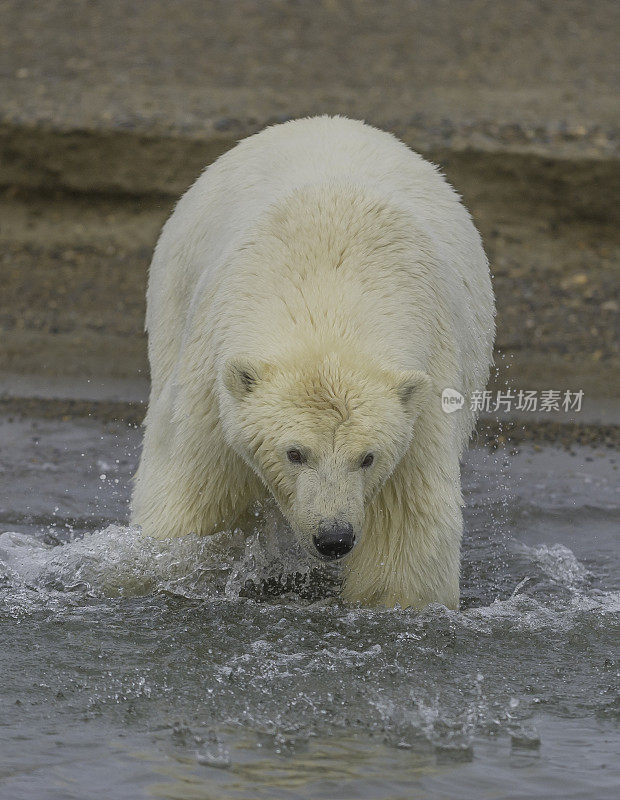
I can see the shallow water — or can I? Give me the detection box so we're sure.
[0,415,618,799]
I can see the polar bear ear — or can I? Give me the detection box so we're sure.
[223,357,273,400]
[393,370,433,414]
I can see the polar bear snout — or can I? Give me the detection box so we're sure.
[313,519,356,560]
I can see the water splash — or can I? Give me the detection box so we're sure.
[516,542,591,588]
[1,521,618,759]
[0,509,339,615]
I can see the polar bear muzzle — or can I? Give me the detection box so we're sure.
[313,519,356,560]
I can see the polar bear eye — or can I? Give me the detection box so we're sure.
[361,452,374,469]
[287,448,305,464]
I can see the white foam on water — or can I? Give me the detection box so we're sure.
[515,542,591,587]
[368,671,496,753]
[0,504,334,612]
[1,525,232,599]
[1,521,616,638]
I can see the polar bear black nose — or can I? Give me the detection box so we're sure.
[313,521,355,560]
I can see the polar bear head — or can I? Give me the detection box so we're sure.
[220,351,431,561]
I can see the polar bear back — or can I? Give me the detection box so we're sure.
[146,116,493,436]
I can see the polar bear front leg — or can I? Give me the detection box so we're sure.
[342,457,463,610]
[132,396,262,540]
[133,447,262,540]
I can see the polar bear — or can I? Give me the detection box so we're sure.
[131,116,495,609]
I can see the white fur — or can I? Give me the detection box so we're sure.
[132,116,495,609]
